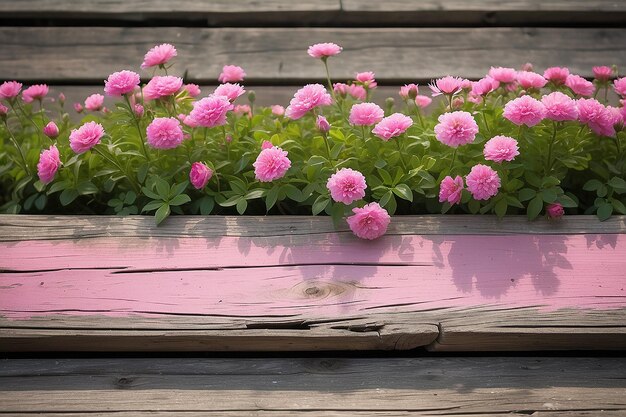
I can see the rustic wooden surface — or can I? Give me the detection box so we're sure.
[1,215,624,352]
[1,27,624,83]
[1,357,625,415]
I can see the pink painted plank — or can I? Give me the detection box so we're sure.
[1,234,625,319]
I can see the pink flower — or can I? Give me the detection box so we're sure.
[414,95,432,108]
[347,84,367,101]
[503,95,545,127]
[577,98,616,137]
[546,203,564,219]
[184,84,201,97]
[565,74,595,97]
[522,62,534,72]
[516,71,547,89]
[189,95,234,128]
[372,113,413,141]
[429,76,463,97]
[213,83,245,102]
[327,168,367,204]
[234,104,252,117]
[543,67,570,85]
[189,162,213,189]
[218,65,246,83]
[466,164,501,200]
[471,77,497,96]
[58,93,66,104]
[355,71,377,89]
[614,77,626,97]
[43,121,59,139]
[399,84,418,99]
[460,79,472,90]
[349,102,384,126]
[434,111,479,147]
[143,76,183,101]
[134,104,144,118]
[37,145,61,184]
[593,66,613,81]
[84,93,104,111]
[69,121,105,154]
[439,175,464,205]
[271,105,285,116]
[488,67,517,83]
[541,92,578,122]
[182,114,198,128]
[253,146,291,182]
[316,115,330,132]
[346,202,391,240]
[261,140,273,150]
[22,84,48,103]
[483,135,519,163]
[146,117,184,149]
[285,84,333,120]
[104,70,140,97]
[0,103,7,117]
[333,83,348,97]
[73,103,83,113]
[307,42,342,59]
[141,43,177,69]
[0,81,22,99]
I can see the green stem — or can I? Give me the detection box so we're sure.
[323,59,336,102]
[545,121,559,175]
[93,146,141,194]
[124,95,150,162]
[323,133,333,163]
[481,102,491,136]
[3,120,31,176]
[13,99,44,142]
[394,137,407,170]
[448,147,458,176]
[413,103,424,128]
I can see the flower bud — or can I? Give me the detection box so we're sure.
[73,103,83,113]
[134,104,144,118]
[43,121,59,139]
[385,97,395,114]
[58,93,66,104]
[247,90,256,103]
[546,203,564,219]
[261,140,273,150]
[316,115,330,133]
[0,103,8,119]
[189,162,213,190]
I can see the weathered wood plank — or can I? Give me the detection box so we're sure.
[1,27,624,83]
[0,357,624,414]
[3,413,626,417]
[1,215,624,240]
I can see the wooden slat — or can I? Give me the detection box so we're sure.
[1,27,625,83]
[1,357,625,414]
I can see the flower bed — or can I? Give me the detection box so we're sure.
[1,42,625,240]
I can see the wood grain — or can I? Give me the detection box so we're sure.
[0,357,624,414]
[1,27,625,83]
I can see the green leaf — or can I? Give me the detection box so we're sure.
[379,190,392,207]
[494,199,507,218]
[199,196,215,215]
[59,188,79,206]
[47,180,71,194]
[583,179,603,192]
[155,177,170,198]
[468,199,480,214]
[155,203,171,225]
[34,194,47,211]
[229,179,248,195]
[527,195,543,220]
[608,176,626,193]
[392,184,413,202]
[385,193,397,215]
[597,184,608,198]
[137,163,149,184]
[540,189,557,203]
[330,143,344,160]
[557,194,578,208]
[374,159,387,169]
[245,189,266,200]
[597,203,613,221]
[282,184,303,202]
[141,186,161,200]
[308,155,327,167]
[506,195,525,209]
[378,168,393,185]
[236,198,248,214]
[33,180,45,193]
[170,181,189,198]
[611,198,626,215]
[218,195,242,207]
[169,194,191,206]
[312,195,330,215]
[331,203,345,228]
[541,176,560,188]
[124,191,137,205]
[141,200,164,213]
[265,185,280,212]
[76,181,98,195]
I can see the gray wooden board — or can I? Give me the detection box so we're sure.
[1,27,624,83]
[0,357,625,414]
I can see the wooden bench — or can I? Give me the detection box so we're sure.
[1,2,626,415]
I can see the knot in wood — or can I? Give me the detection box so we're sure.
[305,286,320,296]
[115,377,135,389]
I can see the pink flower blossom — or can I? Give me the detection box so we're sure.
[347,84,366,101]
[58,93,66,104]
[543,67,570,85]
[483,135,519,163]
[37,145,61,184]
[146,117,184,149]
[316,115,330,132]
[503,95,545,127]
[189,162,213,189]
[141,43,177,69]
[577,98,616,137]
[471,77,497,96]
[84,93,104,111]
[414,95,432,108]
[541,92,578,122]
[546,203,564,219]
[460,79,472,90]
[399,84,418,99]
[355,71,377,89]
[434,111,479,147]
[522,62,534,72]
[69,121,105,154]
[349,102,384,126]
[253,146,291,182]
[372,113,413,141]
[43,121,59,139]
[307,42,342,59]
[104,70,140,97]
[452,97,464,109]
[234,104,252,117]
[516,71,547,89]
[134,104,144,118]
[333,82,348,97]
[73,103,83,113]
[439,175,464,205]
[614,77,626,97]
[285,84,333,120]
[488,67,516,83]
[429,76,463,97]
[261,140,273,150]
[0,103,7,117]
[466,164,501,200]
[184,84,201,97]
[271,105,285,116]
[346,202,390,240]
[143,76,183,101]
[218,65,246,83]
[593,66,613,81]
[565,74,595,97]
[0,81,22,99]
[22,84,48,103]
[213,83,245,102]
[182,114,198,128]
[327,168,367,204]
[189,95,233,128]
